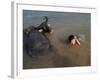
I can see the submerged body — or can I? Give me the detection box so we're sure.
[68,35,80,46]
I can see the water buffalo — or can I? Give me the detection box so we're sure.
[23,16,53,57]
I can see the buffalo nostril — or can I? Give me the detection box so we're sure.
[38,29,43,33]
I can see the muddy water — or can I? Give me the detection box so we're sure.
[23,10,91,69]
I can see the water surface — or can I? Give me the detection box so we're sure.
[23,10,91,69]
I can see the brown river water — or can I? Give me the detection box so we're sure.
[23,10,91,69]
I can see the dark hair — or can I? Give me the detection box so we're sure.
[68,35,77,42]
